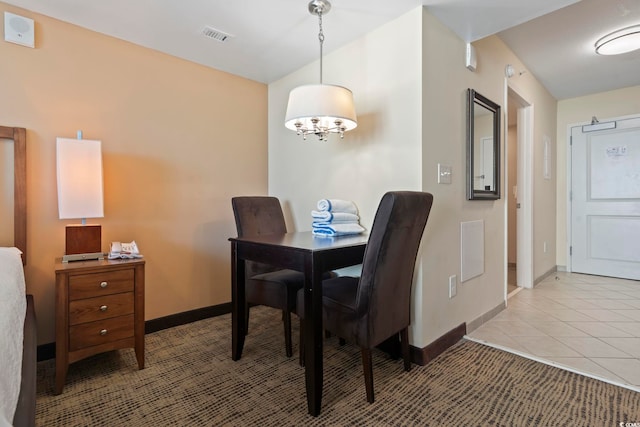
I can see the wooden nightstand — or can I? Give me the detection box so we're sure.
[54,258,145,394]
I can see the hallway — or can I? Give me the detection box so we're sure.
[468,272,640,391]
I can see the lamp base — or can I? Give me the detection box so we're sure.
[64,224,104,263]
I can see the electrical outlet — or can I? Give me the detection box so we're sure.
[448,275,457,298]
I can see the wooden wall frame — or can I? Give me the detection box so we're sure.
[0,126,27,265]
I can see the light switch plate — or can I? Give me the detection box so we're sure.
[438,164,452,184]
[448,275,457,298]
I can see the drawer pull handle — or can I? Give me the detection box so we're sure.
[100,329,108,336]
[100,305,108,312]
[100,281,108,288]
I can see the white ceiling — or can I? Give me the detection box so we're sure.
[4,0,640,99]
[498,0,640,99]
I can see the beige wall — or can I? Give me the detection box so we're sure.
[268,8,423,233]
[268,7,558,347]
[495,42,558,282]
[269,8,424,336]
[556,85,640,269]
[419,21,557,343]
[1,2,268,344]
[418,19,509,344]
[2,1,564,349]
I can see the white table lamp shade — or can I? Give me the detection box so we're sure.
[56,138,104,220]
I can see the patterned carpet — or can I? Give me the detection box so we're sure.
[36,307,640,426]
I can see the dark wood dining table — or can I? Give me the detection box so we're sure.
[230,231,368,416]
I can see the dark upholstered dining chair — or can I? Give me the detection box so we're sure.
[231,196,305,357]
[297,191,434,403]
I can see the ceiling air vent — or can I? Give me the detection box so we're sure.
[202,26,233,43]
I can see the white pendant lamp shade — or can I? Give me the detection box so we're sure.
[284,0,357,141]
[595,25,640,55]
[285,84,357,134]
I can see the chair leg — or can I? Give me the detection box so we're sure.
[361,348,375,403]
[400,328,411,372]
[245,304,250,336]
[299,319,305,367]
[283,310,293,358]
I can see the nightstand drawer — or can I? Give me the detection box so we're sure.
[69,292,134,325]
[69,314,134,351]
[69,269,134,300]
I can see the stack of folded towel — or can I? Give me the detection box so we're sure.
[312,199,365,236]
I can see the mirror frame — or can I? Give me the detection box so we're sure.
[466,88,501,200]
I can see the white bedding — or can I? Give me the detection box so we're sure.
[0,247,26,427]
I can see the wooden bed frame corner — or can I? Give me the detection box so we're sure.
[0,125,27,264]
[2,125,35,427]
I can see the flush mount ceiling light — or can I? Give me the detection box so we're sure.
[284,0,357,141]
[595,24,640,55]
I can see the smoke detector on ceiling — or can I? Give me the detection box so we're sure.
[201,26,234,43]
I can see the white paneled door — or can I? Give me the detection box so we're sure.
[571,116,640,280]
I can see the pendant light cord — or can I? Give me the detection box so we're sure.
[318,10,324,84]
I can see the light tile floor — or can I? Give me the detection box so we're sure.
[468,271,640,391]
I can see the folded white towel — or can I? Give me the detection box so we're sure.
[316,199,358,214]
[311,211,360,223]
[312,220,360,227]
[312,223,365,237]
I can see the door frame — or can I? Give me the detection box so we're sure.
[504,84,534,296]
[566,119,583,273]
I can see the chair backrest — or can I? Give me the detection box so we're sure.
[356,191,434,346]
[231,196,288,276]
[232,196,287,237]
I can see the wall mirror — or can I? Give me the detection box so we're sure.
[466,88,501,200]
